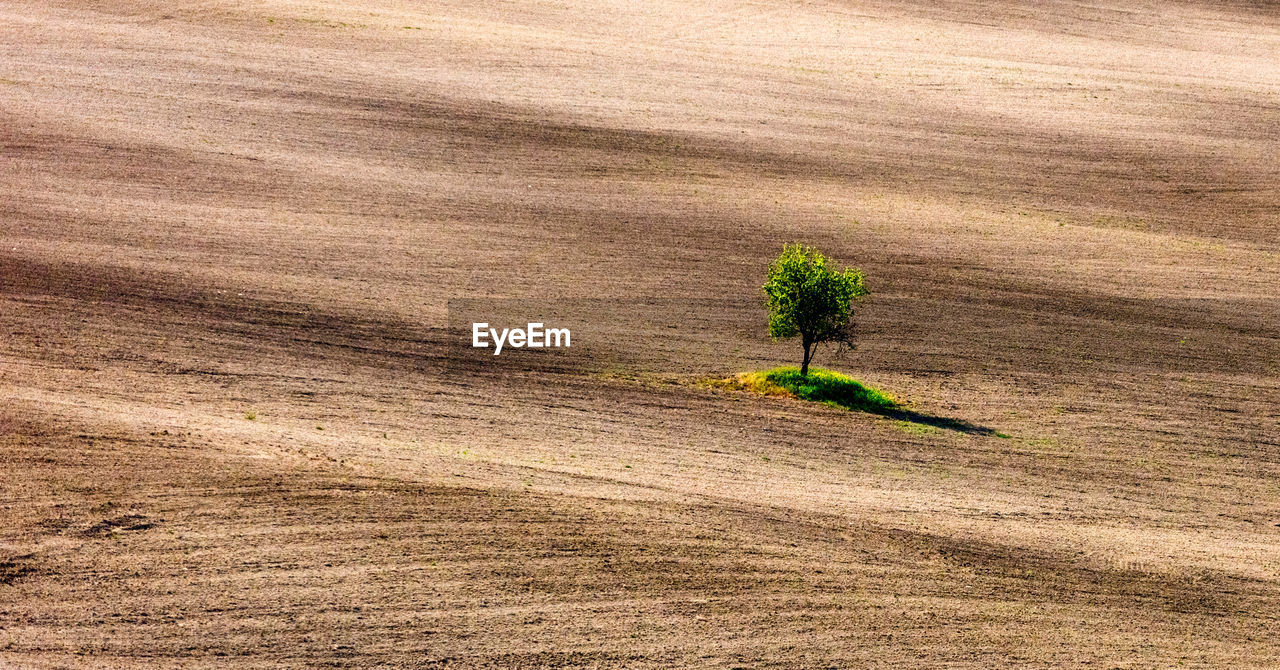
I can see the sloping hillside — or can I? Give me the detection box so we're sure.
[2,0,1278,666]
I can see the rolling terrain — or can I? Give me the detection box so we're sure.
[2,0,1279,666]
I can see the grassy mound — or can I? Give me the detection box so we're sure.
[730,366,898,413]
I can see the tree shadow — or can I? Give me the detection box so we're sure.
[870,406,1004,436]
[714,367,1006,437]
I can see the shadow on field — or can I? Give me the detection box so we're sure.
[717,367,1005,437]
[871,407,1003,436]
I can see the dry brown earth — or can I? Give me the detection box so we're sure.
[2,0,1279,666]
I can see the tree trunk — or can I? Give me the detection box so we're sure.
[800,338,813,377]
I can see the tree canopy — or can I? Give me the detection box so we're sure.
[763,243,868,376]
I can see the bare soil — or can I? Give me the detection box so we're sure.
[2,0,1279,666]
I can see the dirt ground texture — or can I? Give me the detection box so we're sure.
[2,0,1279,667]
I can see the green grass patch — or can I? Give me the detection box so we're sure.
[703,367,1005,437]
[720,366,898,414]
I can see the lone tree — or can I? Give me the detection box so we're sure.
[763,243,868,377]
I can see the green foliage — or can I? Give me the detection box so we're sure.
[763,244,868,375]
[737,366,897,413]
[707,367,1003,436]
